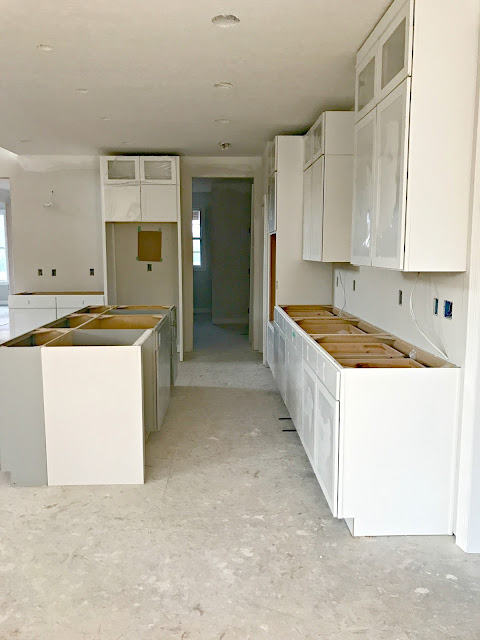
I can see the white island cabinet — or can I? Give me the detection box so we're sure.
[273,305,460,537]
[352,0,477,271]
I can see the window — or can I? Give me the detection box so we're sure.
[0,208,7,283]
[192,209,204,268]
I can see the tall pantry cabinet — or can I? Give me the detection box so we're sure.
[351,0,477,271]
[100,155,183,360]
[263,136,332,367]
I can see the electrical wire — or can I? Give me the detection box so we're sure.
[409,273,449,360]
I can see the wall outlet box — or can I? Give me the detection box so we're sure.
[353,279,356,292]
[398,290,403,306]
[51,269,56,277]
[90,268,95,276]
[434,298,439,315]
[38,269,43,276]
[444,300,453,319]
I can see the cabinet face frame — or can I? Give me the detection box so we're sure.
[310,156,325,262]
[311,113,325,164]
[102,157,140,184]
[372,78,411,270]
[376,1,414,104]
[302,165,313,260]
[140,156,177,185]
[303,131,314,170]
[355,45,379,123]
[351,108,377,266]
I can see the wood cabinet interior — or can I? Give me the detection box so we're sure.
[282,304,453,369]
[45,329,148,347]
[269,233,276,321]
[5,330,70,347]
[74,314,165,330]
[49,314,97,328]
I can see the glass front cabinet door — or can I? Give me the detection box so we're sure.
[373,78,410,270]
[351,109,377,266]
[140,157,177,185]
[103,157,140,184]
[377,1,413,103]
[355,47,378,122]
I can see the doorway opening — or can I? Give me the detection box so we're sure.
[0,179,11,343]
[192,177,253,350]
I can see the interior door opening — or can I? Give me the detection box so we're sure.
[192,177,253,349]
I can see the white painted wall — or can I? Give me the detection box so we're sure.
[333,265,467,366]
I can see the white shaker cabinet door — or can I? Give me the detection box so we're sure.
[141,184,178,222]
[301,361,317,465]
[310,156,325,262]
[314,377,340,517]
[104,185,141,222]
[373,78,410,270]
[274,325,286,402]
[140,156,177,185]
[351,109,376,266]
[302,166,313,260]
[102,157,140,184]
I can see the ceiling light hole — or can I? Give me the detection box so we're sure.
[75,88,88,94]
[215,119,231,125]
[219,142,231,150]
[100,116,111,121]
[214,82,233,90]
[19,139,31,143]
[212,14,240,28]
[37,44,53,52]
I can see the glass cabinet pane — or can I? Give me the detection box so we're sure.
[374,80,409,266]
[144,160,172,181]
[357,57,376,113]
[352,114,376,263]
[381,18,407,90]
[107,159,136,181]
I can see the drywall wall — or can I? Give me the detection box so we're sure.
[333,265,467,366]
[210,179,252,323]
[9,156,103,293]
[113,222,178,306]
[180,157,263,353]
[192,190,212,313]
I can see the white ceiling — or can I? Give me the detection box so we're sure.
[0,0,391,156]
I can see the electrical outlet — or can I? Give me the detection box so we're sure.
[336,276,339,287]
[434,298,439,315]
[444,300,453,319]
[51,269,56,277]
[90,268,95,276]
[147,263,152,272]
[38,268,43,276]
[398,290,403,306]
[353,280,356,292]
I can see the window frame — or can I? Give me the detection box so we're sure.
[192,208,207,271]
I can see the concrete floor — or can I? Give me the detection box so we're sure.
[1,317,480,639]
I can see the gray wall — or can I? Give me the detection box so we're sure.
[192,178,253,323]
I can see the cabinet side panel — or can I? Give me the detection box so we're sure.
[341,368,458,535]
[276,137,333,304]
[0,349,47,486]
[42,346,144,485]
[405,0,479,272]
[323,155,353,262]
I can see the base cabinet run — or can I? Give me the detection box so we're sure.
[273,305,459,537]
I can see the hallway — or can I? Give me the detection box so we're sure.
[1,323,480,639]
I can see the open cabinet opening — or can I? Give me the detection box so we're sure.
[269,233,276,322]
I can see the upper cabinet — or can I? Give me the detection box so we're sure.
[302,112,354,262]
[351,0,477,272]
[101,156,180,223]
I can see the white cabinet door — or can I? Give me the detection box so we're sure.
[302,166,313,260]
[10,309,57,338]
[351,109,376,266]
[303,131,313,169]
[104,185,141,222]
[355,45,378,122]
[373,78,410,269]
[267,322,275,369]
[301,361,317,465]
[314,377,340,517]
[310,156,325,262]
[141,184,178,222]
[102,157,140,184]
[274,325,286,401]
[377,1,413,103]
[140,157,177,185]
[267,174,277,234]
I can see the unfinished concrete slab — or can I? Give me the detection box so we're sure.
[0,318,479,639]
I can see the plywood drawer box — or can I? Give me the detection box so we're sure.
[273,304,460,537]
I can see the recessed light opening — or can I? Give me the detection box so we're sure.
[37,44,53,51]
[212,14,240,28]
[219,142,231,150]
[215,119,231,125]
[214,82,233,90]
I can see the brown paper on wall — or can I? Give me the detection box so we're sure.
[138,230,162,262]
